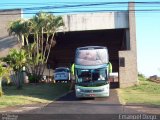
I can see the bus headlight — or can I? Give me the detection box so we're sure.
[103,87,108,92]
[76,88,81,92]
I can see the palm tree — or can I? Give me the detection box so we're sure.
[0,62,10,96]
[8,12,64,82]
[44,15,64,63]
[28,12,64,80]
[21,19,33,46]
[28,13,49,80]
[8,19,34,46]
[8,19,25,46]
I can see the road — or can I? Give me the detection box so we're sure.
[24,89,159,120]
[27,89,159,114]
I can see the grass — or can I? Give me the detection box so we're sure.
[118,76,160,105]
[0,83,70,108]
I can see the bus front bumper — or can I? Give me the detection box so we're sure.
[75,84,110,98]
[76,92,109,98]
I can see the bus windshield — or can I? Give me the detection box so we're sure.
[75,67,108,86]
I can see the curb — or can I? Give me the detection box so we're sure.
[125,103,160,108]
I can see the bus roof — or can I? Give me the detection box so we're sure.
[76,46,107,50]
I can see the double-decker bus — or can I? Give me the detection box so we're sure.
[74,46,110,98]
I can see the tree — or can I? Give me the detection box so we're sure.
[8,12,64,82]
[0,62,10,96]
[3,49,27,88]
[8,19,25,46]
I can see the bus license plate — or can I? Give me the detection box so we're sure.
[89,94,95,97]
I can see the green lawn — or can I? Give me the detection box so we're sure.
[0,83,70,108]
[118,76,160,105]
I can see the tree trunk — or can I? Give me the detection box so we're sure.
[0,79,3,96]
[41,28,44,60]
[45,33,55,63]
[43,34,49,58]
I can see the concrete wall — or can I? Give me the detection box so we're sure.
[0,36,20,58]
[118,2,138,88]
[63,12,129,32]
[0,9,22,38]
[0,9,21,58]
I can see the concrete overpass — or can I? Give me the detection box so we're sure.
[49,2,138,88]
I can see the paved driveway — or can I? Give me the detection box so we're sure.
[26,89,160,114]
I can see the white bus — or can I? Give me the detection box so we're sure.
[74,46,110,98]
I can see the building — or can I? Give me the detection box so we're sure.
[0,9,22,57]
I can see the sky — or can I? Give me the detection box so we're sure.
[0,0,160,77]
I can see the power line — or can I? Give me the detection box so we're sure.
[22,2,160,11]
[1,9,160,15]
[1,1,160,10]
[1,1,160,15]
[1,1,160,4]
